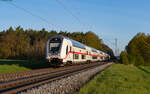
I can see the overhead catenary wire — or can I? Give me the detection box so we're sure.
[55,0,81,23]
[6,2,61,30]
[103,38,115,45]
[2,0,92,31]
[102,38,121,55]
[54,0,92,32]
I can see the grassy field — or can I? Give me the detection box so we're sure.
[0,59,50,74]
[76,64,150,94]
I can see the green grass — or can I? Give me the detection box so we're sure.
[0,59,51,74]
[0,65,30,74]
[76,64,150,94]
[138,66,150,74]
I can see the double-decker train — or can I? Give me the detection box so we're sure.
[46,35,110,66]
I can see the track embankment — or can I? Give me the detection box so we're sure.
[0,62,112,94]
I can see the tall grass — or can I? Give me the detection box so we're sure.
[76,64,150,94]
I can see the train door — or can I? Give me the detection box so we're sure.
[69,46,73,61]
[67,45,71,61]
[66,45,71,60]
[72,47,74,63]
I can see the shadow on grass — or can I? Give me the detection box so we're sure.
[137,67,150,75]
[0,59,51,69]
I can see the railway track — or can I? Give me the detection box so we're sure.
[0,62,112,94]
[0,65,84,83]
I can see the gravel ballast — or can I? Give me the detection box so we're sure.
[20,63,112,94]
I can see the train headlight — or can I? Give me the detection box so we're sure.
[46,56,50,60]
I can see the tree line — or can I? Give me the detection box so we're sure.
[0,26,114,60]
[120,32,150,66]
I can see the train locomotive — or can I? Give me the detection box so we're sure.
[46,35,110,66]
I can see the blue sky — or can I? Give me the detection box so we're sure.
[0,0,150,55]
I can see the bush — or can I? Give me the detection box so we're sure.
[127,54,136,65]
[125,32,150,66]
[120,51,129,65]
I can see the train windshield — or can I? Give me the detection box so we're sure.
[49,38,62,53]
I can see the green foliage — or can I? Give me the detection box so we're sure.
[120,51,129,65]
[76,64,150,94]
[0,26,114,60]
[84,31,102,50]
[135,55,145,66]
[124,32,150,66]
[102,44,114,57]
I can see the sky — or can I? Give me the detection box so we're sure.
[0,0,150,55]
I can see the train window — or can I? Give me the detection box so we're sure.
[74,54,79,59]
[50,38,61,43]
[66,46,68,55]
[49,38,62,52]
[92,56,97,59]
[82,55,85,59]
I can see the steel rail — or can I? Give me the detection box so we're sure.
[0,62,112,94]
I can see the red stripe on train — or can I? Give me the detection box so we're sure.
[62,51,106,60]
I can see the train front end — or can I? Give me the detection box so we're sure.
[46,36,63,66]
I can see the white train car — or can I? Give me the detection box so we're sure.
[46,35,110,66]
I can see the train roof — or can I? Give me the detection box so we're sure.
[64,37,99,52]
[64,37,86,49]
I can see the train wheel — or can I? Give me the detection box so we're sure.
[66,61,73,66]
